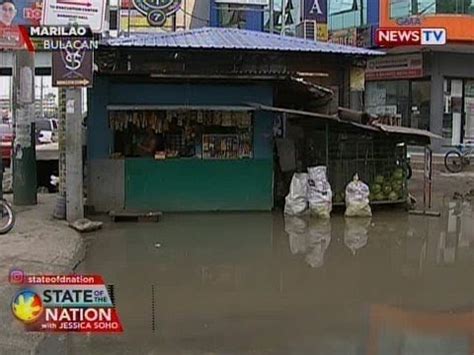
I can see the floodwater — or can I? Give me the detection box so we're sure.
[65,200,474,354]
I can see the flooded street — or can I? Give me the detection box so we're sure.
[63,189,474,354]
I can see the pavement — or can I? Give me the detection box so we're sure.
[0,194,85,354]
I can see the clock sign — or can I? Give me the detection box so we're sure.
[132,0,182,26]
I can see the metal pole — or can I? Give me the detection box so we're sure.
[65,88,83,222]
[127,0,131,37]
[269,0,274,33]
[40,75,44,118]
[281,0,286,35]
[13,50,37,206]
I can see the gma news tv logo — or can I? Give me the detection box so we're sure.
[376,28,447,47]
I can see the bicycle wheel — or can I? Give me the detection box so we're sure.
[406,163,412,180]
[0,200,15,234]
[445,150,464,173]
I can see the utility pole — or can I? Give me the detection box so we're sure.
[65,88,84,222]
[269,0,274,33]
[53,88,66,219]
[13,50,37,206]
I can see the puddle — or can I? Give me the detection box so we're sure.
[64,201,474,354]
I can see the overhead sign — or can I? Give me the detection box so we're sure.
[41,0,106,32]
[52,44,93,87]
[119,9,173,33]
[356,26,373,48]
[366,54,423,81]
[0,0,40,50]
[376,27,447,47]
[302,0,327,23]
[317,23,328,41]
[328,28,357,46]
[130,0,181,26]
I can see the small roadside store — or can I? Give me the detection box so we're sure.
[269,106,438,207]
[87,27,381,212]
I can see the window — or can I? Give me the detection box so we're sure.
[390,0,473,18]
[329,0,367,31]
[110,110,253,160]
[366,80,431,130]
[35,76,59,119]
[410,81,430,131]
[0,76,12,122]
[218,4,246,29]
[35,120,52,131]
[366,80,410,124]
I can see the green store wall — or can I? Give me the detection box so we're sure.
[88,77,275,212]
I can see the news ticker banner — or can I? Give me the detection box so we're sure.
[9,269,123,333]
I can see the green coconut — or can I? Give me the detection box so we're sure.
[392,168,404,180]
[392,184,402,194]
[375,175,385,184]
[383,184,392,195]
[388,191,399,201]
[375,192,385,201]
[371,184,382,194]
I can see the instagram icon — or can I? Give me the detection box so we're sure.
[9,269,25,284]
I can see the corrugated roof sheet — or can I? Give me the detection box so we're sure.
[103,27,383,56]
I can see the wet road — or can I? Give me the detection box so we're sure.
[66,200,474,354]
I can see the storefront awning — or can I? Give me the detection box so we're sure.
[252,103,440,145]
[248,103,340,122]
[106,105,256,111]
[373,123,443,140]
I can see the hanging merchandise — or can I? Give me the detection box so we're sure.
[241,113,251,128]
[222,112,232,127]
[345,174,372,217]
[284,173,309,216]
[307,166,333,219]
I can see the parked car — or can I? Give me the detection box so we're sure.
[35,119,58,144]
[0,123,13,168]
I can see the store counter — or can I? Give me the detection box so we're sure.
[124,158,273,212]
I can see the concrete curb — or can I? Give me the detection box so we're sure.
[0,194,87,354]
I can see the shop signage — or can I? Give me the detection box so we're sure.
[119,9,173,32]
[366,54,423,81]
[130,0,181,26]
[302,0,327,23]
[328,28,357,46]
[52,44,93,87]
[41,0,106,32]
[395,17,422,26]
[356,26,373,48]
[317,23,328,41]
[0,0,41,50]
[375,27,447,47]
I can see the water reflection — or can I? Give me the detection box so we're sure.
[67,201,474,354]
[285,216,331,268]
[344,217,371,255]
[369,304,474,355]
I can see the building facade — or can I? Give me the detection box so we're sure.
[327,0,474,150]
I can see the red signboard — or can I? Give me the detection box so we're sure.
[366,54,424,81]
[375,27,447,47]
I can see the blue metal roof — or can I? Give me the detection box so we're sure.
[104,27,383,56]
